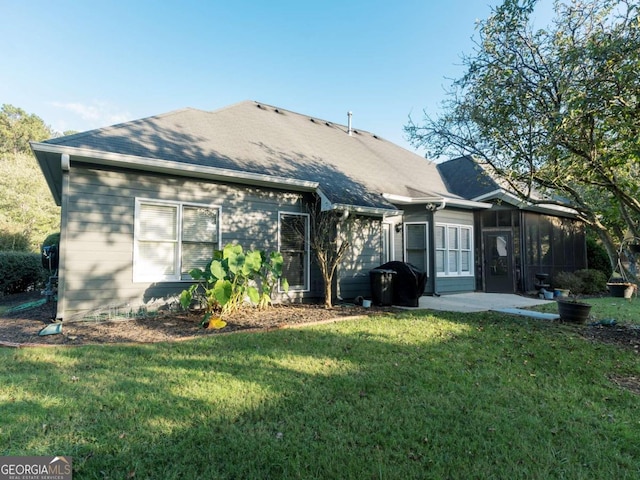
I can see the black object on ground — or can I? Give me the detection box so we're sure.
[371,261,427,307]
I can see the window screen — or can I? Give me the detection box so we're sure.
[279,213,309,290]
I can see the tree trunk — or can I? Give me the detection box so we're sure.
[323,278,333,309]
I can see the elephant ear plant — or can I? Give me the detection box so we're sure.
[180,243,289,328]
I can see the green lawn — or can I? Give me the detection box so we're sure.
[1,310,639,479]
[535,295,640,325]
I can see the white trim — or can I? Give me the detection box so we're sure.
[31,142,320,192]
[472,188,579,216]
[278,211,311,292]
[403,222,429,273]
[381,222,392,263]
[382,192,491,210]
[435,223,474,277]
[133,198,222,283]
[327,202,402,217]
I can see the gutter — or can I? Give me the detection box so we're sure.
[382,193,491,210]
[472,188,579,216]
[31,143,403,217]
[30,142,320,193]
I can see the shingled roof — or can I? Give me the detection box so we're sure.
[36,100,461,212]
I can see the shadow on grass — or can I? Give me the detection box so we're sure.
[1,312,638,479]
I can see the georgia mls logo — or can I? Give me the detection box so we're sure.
[0,456,72,480]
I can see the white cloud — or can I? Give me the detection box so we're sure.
[49,100,132,131]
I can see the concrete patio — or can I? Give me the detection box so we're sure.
[405,292,560,320]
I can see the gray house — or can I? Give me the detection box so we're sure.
[437,156,587,293]
[32,101,583,320]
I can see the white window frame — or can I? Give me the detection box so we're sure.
[133,198,221,283]
[435,223,473,277]
[381,222,393,263]
[404,222,429,273]
[278,211,310,292]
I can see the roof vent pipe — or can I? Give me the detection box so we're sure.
[347,111,353,136]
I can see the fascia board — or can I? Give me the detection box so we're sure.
[382,193,491,210]
[30,143,320,192]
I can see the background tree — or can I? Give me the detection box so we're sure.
[0,105,59,252]
[406,0,640,274]
[0,104,52,157]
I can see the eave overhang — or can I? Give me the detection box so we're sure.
[382,193,492,210]
[31,142,403,216]
[472,188,579,217]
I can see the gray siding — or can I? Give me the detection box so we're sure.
[60,164,321,319]
[433,208,476,294]
[336,217,382,300]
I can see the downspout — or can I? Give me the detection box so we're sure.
[57,153,71,320]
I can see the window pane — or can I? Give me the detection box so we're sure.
[435,226,445,249]
[280,214,308,290]
[281,215,305,251]
[139,204,177,241]
[283,252,305,288]
[407,225,426,249]
[436,251,445,272]
[461,251,470,272]
[448,227,458,249]
[138,241,177,276]
[448,251,458,272]
[183,207,218,242]
[461,228,471,250]
[181,243,214,277]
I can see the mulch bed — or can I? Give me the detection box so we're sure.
[1,292,639,353]
[0,292,399,347]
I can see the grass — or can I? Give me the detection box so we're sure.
[1,310,639,479]
[534,295,640,325]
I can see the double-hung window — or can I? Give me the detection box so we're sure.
[134,199,220,282]
[435,224,473,276]
[278,212,309,291]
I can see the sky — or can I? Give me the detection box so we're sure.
[0,0,554,155]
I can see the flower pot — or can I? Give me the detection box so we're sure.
[557,300,592,323]
[607,282,636,299]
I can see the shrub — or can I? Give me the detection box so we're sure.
[586,235,611,276]
[42,232,60,249]
[553,271,584,295]
[574,269,608,294]
[0,228,30,252]
[0,251,46,295]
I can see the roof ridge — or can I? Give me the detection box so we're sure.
[246,100,380,137]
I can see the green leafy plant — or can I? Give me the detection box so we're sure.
[180,243,289,326]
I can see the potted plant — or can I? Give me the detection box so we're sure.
[607,274,637,299]
[553,271,592,323]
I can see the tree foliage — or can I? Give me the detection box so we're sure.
[0,104,52,157]
[0,104,59,252]
[0,152,60,252]
[406,0,640,271]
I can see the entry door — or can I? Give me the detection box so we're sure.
[484,232,514,293]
